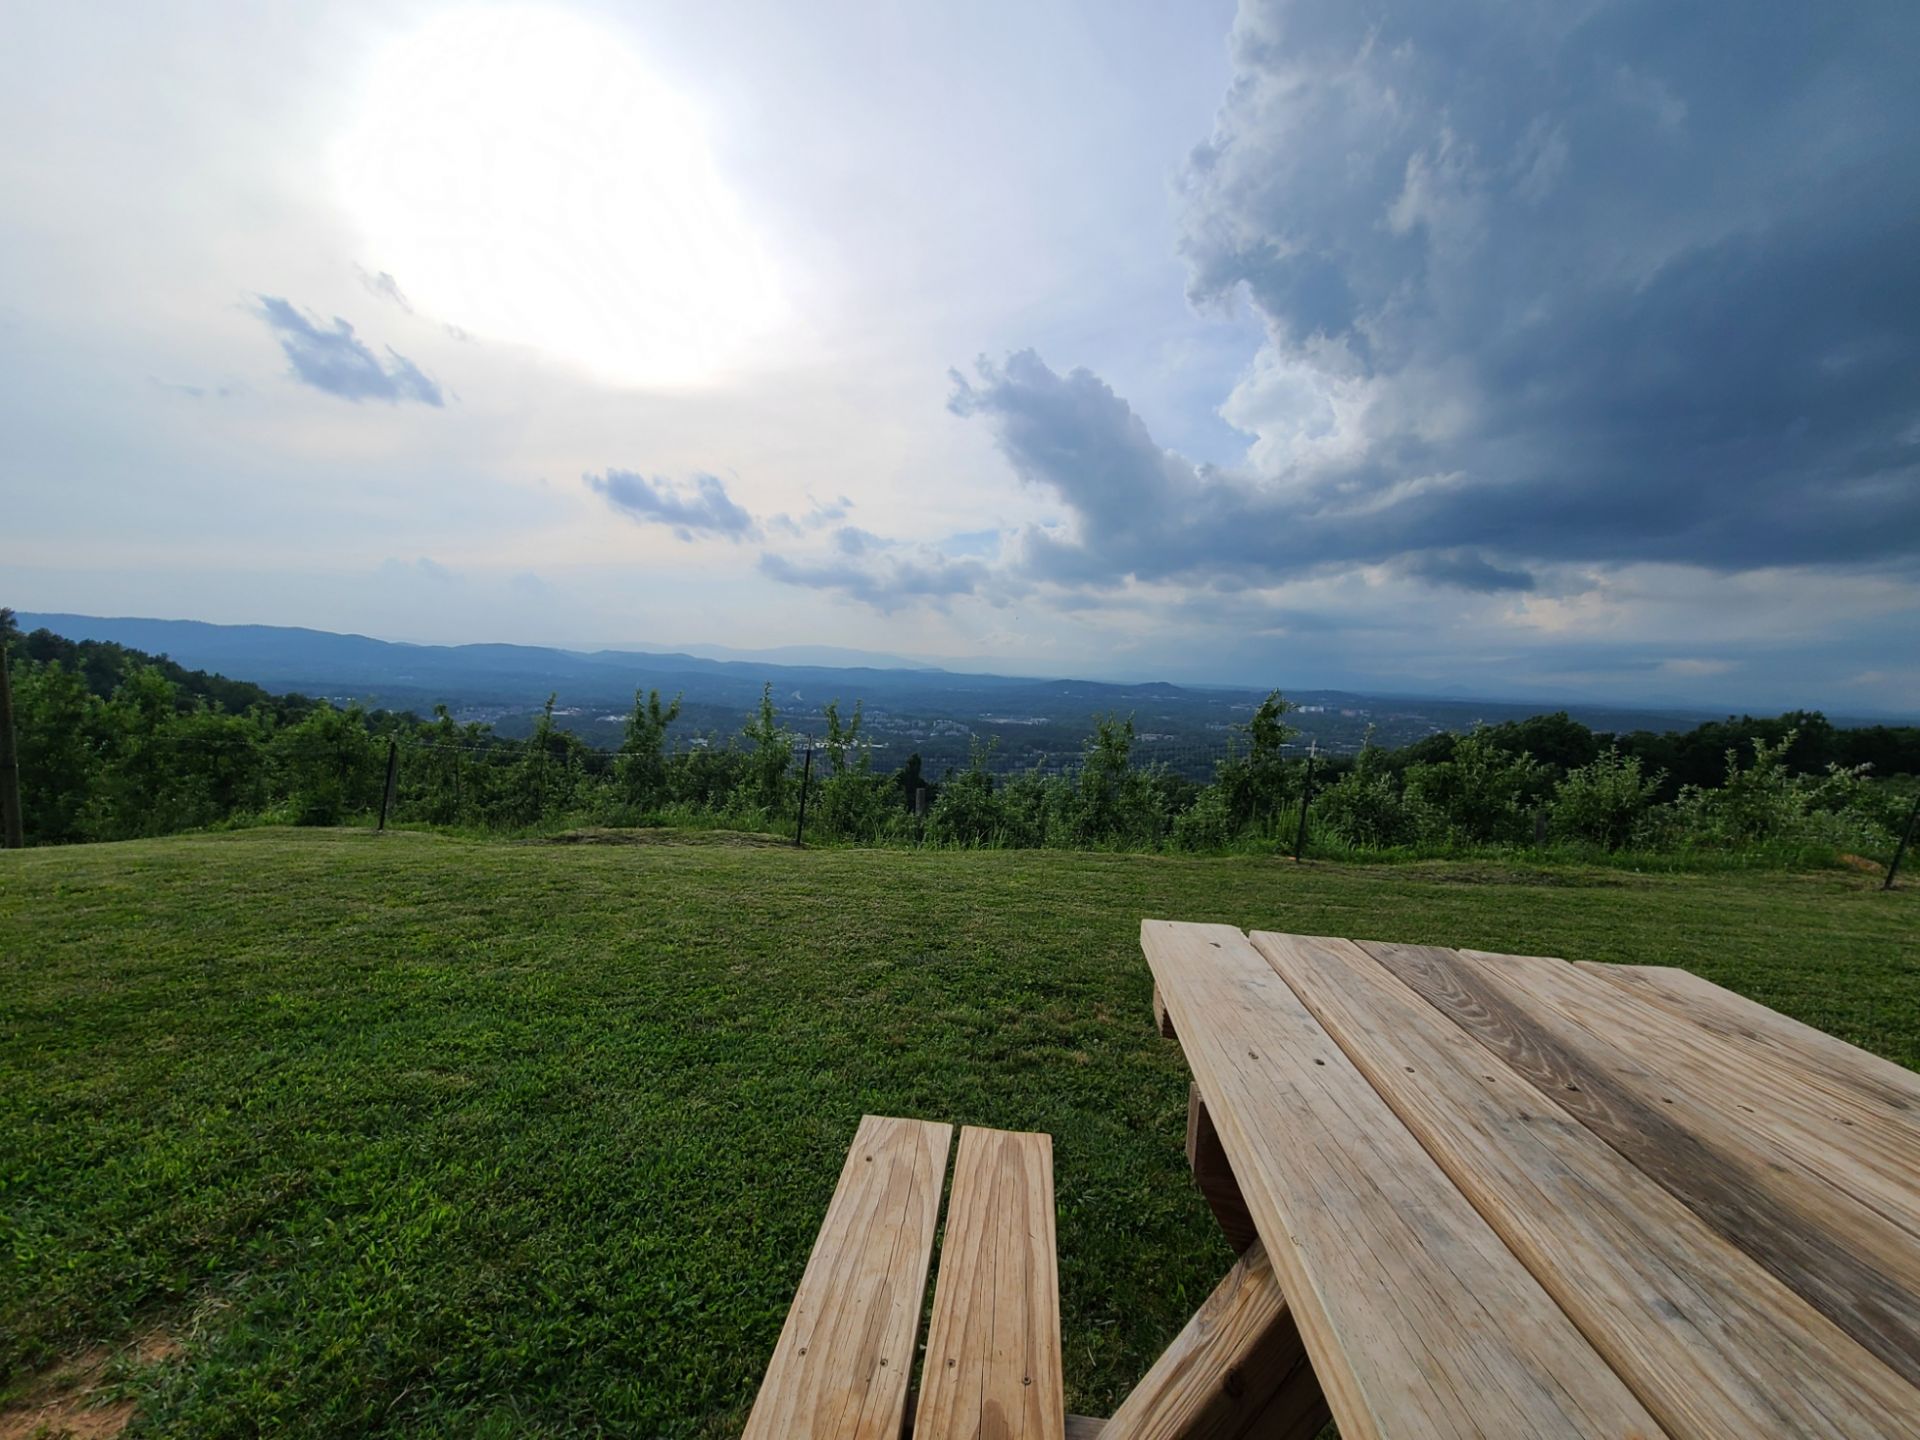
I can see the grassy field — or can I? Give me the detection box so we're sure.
[2,829,1916,1436]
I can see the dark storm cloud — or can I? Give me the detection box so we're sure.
[928,0,1920,602]
[254,297,443,406]
[1156,0,1920,582]
[585,470,757,540]
[1399,551,1535,594]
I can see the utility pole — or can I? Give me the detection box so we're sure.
[0,639,22,849]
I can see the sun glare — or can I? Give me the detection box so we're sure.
[335,5,782,388]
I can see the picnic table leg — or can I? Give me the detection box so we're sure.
[1187,1084,1258,1255]
[1099,1238,1328,1440]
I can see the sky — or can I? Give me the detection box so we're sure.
[4,0,1918,712]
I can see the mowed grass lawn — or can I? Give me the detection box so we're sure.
[3,829,1917,1436]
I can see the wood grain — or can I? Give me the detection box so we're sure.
[1185,1084,1258,1255]
[916,1126,1065,1440]
[743,1115,954,1440]
[1459,948,1920,1237]
[1101,1238,1328,1440]
[1153,984,1178,1040]
[1141,919,1666,1440]
[1577,962,1920,1119]
[1257,931,1920,1439]
[1365,940,1920,1388]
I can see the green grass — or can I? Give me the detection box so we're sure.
[2,829,1916,1436]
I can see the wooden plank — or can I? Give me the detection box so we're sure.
[1101,1238,1328,1440]
[916,1126,1065,1440]
[1185,1084,1257,1254]
[1153,984,1178,1040]
[1577,962,1920,1117]
[1460,950,1920,1235]
[1064,1417,1107,1440]
[1365,940,1920,1389]
[1255,931,1920,1440]
[1140,920,1667,1440]
[743,1115,954,1440]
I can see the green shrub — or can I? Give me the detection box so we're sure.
[1552,747,1663,850]
[1403,727,1545,844]
[1313,747,1424,848]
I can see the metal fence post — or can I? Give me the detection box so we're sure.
[1292,743,1317,860]
[794,743,813,846]
[0,640,22,849]
[1886,790,1920,891]
[378,738,398,831]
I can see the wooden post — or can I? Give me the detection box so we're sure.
[794,743,813,846]
[1886,790,1920,891]
[1099,1238,1328,1440]
[0,640,22,849]
[1291,743,1316,860]
[378,738,398,831]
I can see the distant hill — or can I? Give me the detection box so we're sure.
[15,612,1158,711]
[15,610,1804,773]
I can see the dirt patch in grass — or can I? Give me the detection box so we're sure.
[0,1332,180,1440]
[1838,852,1887,875]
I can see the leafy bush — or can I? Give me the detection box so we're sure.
[1312,745,1424,848]
[617,689,682,813]
[1552,747,1663,850]
[272,704,382,826]
[928,742,1004,847]
[1171,785,1235,851]
[1403,728,1546,844]
[1054,716,1169,847]
[1209,692,1299,838]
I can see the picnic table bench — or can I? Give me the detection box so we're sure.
[745,922,1920,1437]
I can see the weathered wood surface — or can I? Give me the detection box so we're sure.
[916,1125,1065,1440]
[1461,947,1920,1236]
[1363,940,1920,1387]
[1141,919,1667,1440]
[1257,931,1920,1439]
[1100,1237,1327,1440]
[1152,983,1178,1040]
[1578,961,1920,1118]
[742,1115,953,1440]
[1184,1085,1258,1255]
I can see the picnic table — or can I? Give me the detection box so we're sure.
[744,922,1920,1437]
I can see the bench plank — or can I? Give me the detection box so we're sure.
[1101,1237,1327,1440]
[916,1126,1065,1440]
[743,1115,954,1440]
[1141,919,1666,1440]
[1259,932,1920,1440]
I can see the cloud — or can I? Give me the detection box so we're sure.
[149,377,234,400]
[759,548,989,612]
[1159,0,1920,582]
[1398,550,1535,594]
[356,267,413,313]
[585,469,757,540]
[254,297,443,405]
[767,495,854,537]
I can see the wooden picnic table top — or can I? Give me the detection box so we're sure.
[1140,920,1920,1440]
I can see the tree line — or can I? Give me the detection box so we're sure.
[3,611,1915,863]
